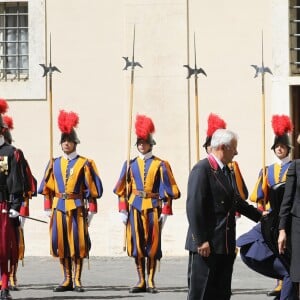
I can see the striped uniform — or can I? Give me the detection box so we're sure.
[114,155,180,260]
[38,155,103,259]
[250,161,291,210]
[228,161,248,219]
[228,161,248,200]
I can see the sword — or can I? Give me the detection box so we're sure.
[23,215,48,224]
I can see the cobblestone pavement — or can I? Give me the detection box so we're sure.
[11,256,275,299]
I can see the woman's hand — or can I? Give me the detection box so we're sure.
[278,229,287,254]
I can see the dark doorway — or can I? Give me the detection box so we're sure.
[291,86,300,158]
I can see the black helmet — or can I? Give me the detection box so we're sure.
[271,133,292,150]
[203,113,226,151]
[136,134,156,146]
[60,129,80,144]
[135,114,156,146]
[271,115,293,151]
[58,110,80,144]
[202,136,212,149]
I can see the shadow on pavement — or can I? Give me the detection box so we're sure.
[233,288,270,295]
[16,297,141,300]
[18,284,130,292]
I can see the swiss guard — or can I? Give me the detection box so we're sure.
[38,110,103,293]
[114,114,181,294]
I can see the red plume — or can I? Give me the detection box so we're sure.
[206,113,227,137]
[0,98,9,114]
[271,115,293,136]
[3,115,13,130]
[58,110,79,134]
[135,114,155,140]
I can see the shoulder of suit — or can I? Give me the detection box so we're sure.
[2,142,15,151]
[191,157,211,171]
[207,154,218,170]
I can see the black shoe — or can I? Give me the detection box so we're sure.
[129,286,146,293]
[0,289,12,300]
[8,286,18,291]
[267,290,281,297]
[53,284,74,292]
[74,286,84,292]
[147,287,158,293]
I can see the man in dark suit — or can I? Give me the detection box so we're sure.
[185,128,263,300]
[278,134,300,298]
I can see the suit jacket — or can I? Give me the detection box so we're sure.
[185,155,262,255]
[279,159,300,230]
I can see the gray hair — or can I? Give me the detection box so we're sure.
[210,129,238,149]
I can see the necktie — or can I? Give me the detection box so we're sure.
[222,166,232,185]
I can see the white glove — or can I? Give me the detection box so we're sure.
[44,209,52,218]
[159,214,168,229]
[19,216,26,228]
[87,211,95,227]
[9,209,20,218]
[119,210,128,225]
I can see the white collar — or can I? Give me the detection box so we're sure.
[211,153,225,169]
[63,151,78,160]
[138,151,153,160]
[276,156,291,165]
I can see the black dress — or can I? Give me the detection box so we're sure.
[279,160,300,282]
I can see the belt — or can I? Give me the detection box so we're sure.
[132,190,159,199]
[55,193,82,199]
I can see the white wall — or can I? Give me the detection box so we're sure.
[4,0,277,256]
